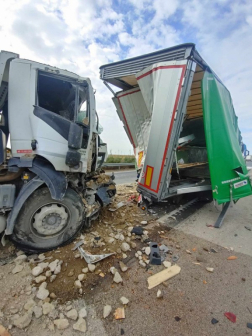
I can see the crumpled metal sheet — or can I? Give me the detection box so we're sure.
[78,247,115,264]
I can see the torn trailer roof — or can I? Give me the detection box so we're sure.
[100,43,252,223]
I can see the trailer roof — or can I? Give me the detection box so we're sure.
[100,43,210,90]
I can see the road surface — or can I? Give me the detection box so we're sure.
[113,170,136,185]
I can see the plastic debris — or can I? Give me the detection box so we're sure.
[149,242,161,265]
[227,256,237,260]
[109,201,126,212]
[172,255,180,263]
[78,247,114,264]
[114,308,125,320]
[211,318,219,324]
[174,316,181,322]
[247,323,252,329]
[224,312,236,323]
[131,226,144,235]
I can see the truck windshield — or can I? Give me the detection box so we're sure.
[37,72,89,123]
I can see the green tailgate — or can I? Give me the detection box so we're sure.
[201,72,252,204]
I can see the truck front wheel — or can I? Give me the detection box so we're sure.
[11,187,85,253]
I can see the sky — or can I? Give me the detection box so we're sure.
[1,0,252,154]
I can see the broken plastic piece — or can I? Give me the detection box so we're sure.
[211,318,219,324]
[174,316,181,322]
[227,256,237,260]
[78,247,114,264]
[131,226,144,235]
[224,312,236,323]
[247,323,252,329]
[150,242,161,265]
[172,255,180,263]
[108,201,126,212]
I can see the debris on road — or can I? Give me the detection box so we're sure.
[103,305,112,318]
[163,261,171,268]
[174,316,181,322]
[186,250,192,254]
[148,265,181,289]
[206,267,214,272]
[227,256,237,260]
[150,242,161,265]
[109,201,126,212]
[157,289,163,298]
[211,318,219,324]
[247,323,252,329]
[78,247,114,264]
[244,226,251,231]
[113,272,123,283]
[120,297,129,305]
[172,255,180,263]
[224,312,236,323]
[114,308,125,320]
[131,226,144,235]
[0,324,11,336]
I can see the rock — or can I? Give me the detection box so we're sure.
[140,221,148,225]
[54,265,61,275]
[12,265,23,274]
[119,261,128,272]
[137,251,142,256]
[34,306,43,318]
[66,305,72,311]
[79,289,83,295]
[75,280,82,288]
[110,267,116,275]
[74,253,80,259]
[73,317,87,333]
[79,308,87,318]
[139,256,142,260]
[117,248,122,254]
[157,289,163,298]
[107,237,115,244]
[121,242,130,252]
[24,299,35,311]
[115,233,125,241]
[49,259,59,272]
[35,275,47,284]
[14,255,27,264]
[120,296,129,305]
[50,293,57,299]
[206,267,214,273]
[39,262,49,270]
[125,238,131,243]
[13,312,32,329]
[196,256,206,263]
[139,260,146,268]
[130,242,137,249]
[122,253,127,259]
[50,275,56,282]
[45,270,52,277]
[32,266,43,277]
[66,309,78,320]
[145,247,151,255]
[43,302,54,315]
[54,319,69,330]
[186,250,192,254]
[78,274,86,281]
[68,269,74,277]
[135,253,139,258]
[38,253,46,260]
[48,322,55,331]
[82,268,88,274]
[163,261,171,268]
[113,271,123,283]
[0,324,11,336]
[88,264,96,272]
[36,286,49,300]
[103,305,112,318]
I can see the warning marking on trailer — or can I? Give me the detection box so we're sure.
[17,150,33,153]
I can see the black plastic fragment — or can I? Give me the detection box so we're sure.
[131,226,144,235]
[121,328,125,335]
[245,226,251,231]
[174,316,181,322]
[211,318,219,325]
[150,242,161,265]
[247,323,252,329]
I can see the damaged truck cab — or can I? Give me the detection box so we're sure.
[0,51,115,251]
[100,43,252,227]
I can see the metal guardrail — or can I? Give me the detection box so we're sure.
[102,163,135,167]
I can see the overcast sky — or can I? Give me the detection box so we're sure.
[1,0,252,154]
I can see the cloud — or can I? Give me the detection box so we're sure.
[0,0,251,152]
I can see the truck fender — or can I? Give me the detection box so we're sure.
[8,156,68,200]
[5,176,44,235]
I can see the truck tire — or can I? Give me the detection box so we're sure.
[11,187,85,253]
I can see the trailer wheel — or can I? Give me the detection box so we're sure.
[11,187,85,253]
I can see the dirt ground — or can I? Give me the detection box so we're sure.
[0,183,252,336]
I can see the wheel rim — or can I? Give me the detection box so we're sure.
[31,203,70,238]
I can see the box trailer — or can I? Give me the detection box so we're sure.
[100,43,252,227]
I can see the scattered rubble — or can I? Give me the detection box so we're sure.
[103,305,112,318]
[12,264,23,274]
[88,264,96,272]
[114,308,125,320]
[224,312,236,323]
[73,318,87,332]
[206,267,214,273]
[66,309,78,320]
[163,261,171,268]
[119,261,128,272]
[157,289,163,298]
[13,311,33,329]
[148,265,181,289]
[121,242,130,252]
[54,319,69,330]
[120,297,129,305]
[113,272,123,283]
[79,308,87,318]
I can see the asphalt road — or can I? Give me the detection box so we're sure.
[113,170,136,185]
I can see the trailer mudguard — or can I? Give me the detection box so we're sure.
[202,72,252,203]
